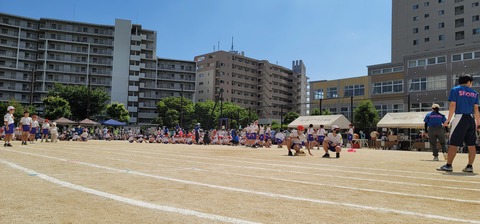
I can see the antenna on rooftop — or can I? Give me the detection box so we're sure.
[73,0,76,20]
[230,36,234,52]
[218,41,220,51]
[213,45,216,52]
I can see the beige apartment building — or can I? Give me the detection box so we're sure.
[367,0,480,114]
[0,13,195,125]
[194,51,308,124]
[310,76,370,121]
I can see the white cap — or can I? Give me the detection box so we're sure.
[332,125,339,129]
[7,106,15,111]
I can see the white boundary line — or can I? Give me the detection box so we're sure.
[32,146,480,193]
[95,147,480,185]
[0,159,261,224]
[4,149,480,224]
[108,157,480,204]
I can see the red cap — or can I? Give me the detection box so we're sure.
[297,125,304,130]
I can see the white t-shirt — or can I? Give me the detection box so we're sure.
[275,132,285,140]
[259,126,265,135]
[42,123,50,130]
[348,127,354,135]
[317,128,325,136]
[20,117,32,125]
[307,128,314,135]
[290,130,303,144]
[31,120,39,128]
[4,113,14,125]
[325,133,342,145]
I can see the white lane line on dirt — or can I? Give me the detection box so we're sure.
[5,149,480,224]
[102,147,480,185]
[0,159,261,224]
[34,146,480,193]
[109,157,480,204]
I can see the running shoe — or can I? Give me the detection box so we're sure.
[436,165,453,172]
[322,153,330,158]
[462,166,474,173]
[336,153,340,158]
[433,156,439,161]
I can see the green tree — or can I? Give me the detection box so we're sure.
[106,102,130,122]
[48,83,110,120]
[283,111,299,125]
[42,96,72,120]
[156,96,194,128]
[353,100,379,130]
[311,108,321,115]
[321,109,332,115]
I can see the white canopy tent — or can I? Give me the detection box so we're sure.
[377,111,450,129]
[288,115,351,129]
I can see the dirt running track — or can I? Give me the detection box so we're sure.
[1,141,479,224]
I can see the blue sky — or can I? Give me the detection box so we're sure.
[0,0,392,81]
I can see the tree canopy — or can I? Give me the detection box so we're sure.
[106,102,130,122]
[42,96,72,120]
[47,83,110,120]
[353,100,379,130]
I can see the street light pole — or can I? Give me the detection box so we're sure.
[87,73,91,118]
[350,96,354,123]
[319,98,322,115]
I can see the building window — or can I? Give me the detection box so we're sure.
[343,85,364,97]
[424,13,430,18]
[455,18,465,27]
[425,37,430,42]
[413,4,419,10]
[438,22,445,28]
[326,87,338,98]
[473,2,479,7]
[424,1,429,6]
[438,10,444,15]
[474,28,480,35]
[424,25,430,30]
[452,54,462,61]
[413,16,419,21]
[409,78,427,92]
[413,28,419,33]
[438,0,444,3]
[413,39,418,45]
[473,15,480,22]
[455,31,465,40]
[455,5,464,15]
[314,89,324,99]
[439,34,445,41]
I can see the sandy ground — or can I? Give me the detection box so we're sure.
[1,141,480,224]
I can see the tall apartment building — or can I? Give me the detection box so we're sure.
[194,50,308,124]
[0,13,195,125]
[310,0,480,120]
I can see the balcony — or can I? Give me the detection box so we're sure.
[129,65,140,71]
[129,75,140,81]
[131,35,142,41]
[127,106,138,112]
[128,86,139,92]
[128,96,138,101]
[130,55,141,61]
[130,45,141,51]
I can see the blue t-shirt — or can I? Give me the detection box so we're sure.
[448,85,479,114]
[424,111,446,127]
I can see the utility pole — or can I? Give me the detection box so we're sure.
[319,98,322,115]
[86,73,91,118]
[350,96,354,123]
[30,66,36,105]
[180,84,184,128]
[280,104,283,129]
